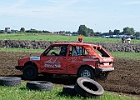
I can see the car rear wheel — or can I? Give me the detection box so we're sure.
[78,67,95,79]
[23,65,37,80]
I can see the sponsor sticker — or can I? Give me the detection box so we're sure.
[44,58,61,68]
[30,56,40,61]
[83,58,94,61]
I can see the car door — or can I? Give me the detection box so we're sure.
[40,45,68,74]
[66,45,88,74]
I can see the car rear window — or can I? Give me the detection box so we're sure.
[93,46,110,57]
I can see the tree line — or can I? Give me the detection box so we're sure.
[77,25,140,39]
[78,25,138,36]
[2,25,139,39]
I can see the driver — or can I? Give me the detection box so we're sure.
[59,46,67,56]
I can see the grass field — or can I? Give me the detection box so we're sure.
[0,83,138,100]
[0,33,140,43]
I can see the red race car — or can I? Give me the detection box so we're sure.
[15,42,114,80]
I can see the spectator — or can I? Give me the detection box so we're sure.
[122,36,125,43]
[126,36,131,44]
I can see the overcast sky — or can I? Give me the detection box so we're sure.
[0,0,140,32]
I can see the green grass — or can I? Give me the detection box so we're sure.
[0,82,138,100]
[0,34,140,43]
[110,52,140,60]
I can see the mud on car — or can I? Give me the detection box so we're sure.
[15,42,114,80]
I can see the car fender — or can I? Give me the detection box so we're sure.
[77,64,95,74]
[23,61,41,72]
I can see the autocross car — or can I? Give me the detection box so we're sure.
[15,42,114,80]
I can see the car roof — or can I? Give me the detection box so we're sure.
[51,42,98,47]
[53,42,91,45]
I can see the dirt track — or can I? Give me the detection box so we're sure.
[0,51,140,96]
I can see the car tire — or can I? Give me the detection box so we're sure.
[23,65,38,80]
[62,85,77,96]
[78,67,95,79]
[26,81,53,91]
[74,77,104,97]
[0,77,21,86]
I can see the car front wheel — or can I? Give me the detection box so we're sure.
[23,65,38,80]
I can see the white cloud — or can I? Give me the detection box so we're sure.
[10,0,27,8]
[124,1,140,5]
[0,0,27,16]
[0,0,82,19]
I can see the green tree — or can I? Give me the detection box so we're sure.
[77,25,94,36]
[123,27,135,35]
[114,29,120,35]
[135,32,140,39]
[94,32,101,36]
[78,25,88,36]
[109,30,113,35]
[88,28,94,36]
[20,27,25,32]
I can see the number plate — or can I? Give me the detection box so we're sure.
[104,63,109,65]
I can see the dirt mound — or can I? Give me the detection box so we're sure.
[0,51,140,96]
